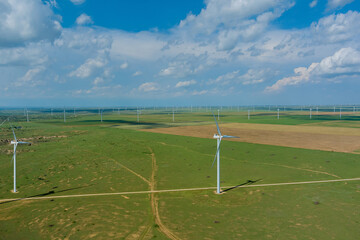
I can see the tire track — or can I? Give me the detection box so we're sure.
[148,146,180,240]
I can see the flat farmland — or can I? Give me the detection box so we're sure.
[0,111,360,239]
[142,122,360,153]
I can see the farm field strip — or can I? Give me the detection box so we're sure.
[1,177,359,203]
[142,123,360,153]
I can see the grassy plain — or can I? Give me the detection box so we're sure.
[0,109,359,239]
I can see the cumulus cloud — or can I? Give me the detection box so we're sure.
[309,0,318,8]
[120,62,128,69]
[192,90,208,95]
[69,57,107,78]
[159,61,204,78]
[265,47,360,92]
[175,80,196,88]
[15,66,45,87]
[2,0,360,101]
[93,77,104,85]
[178,0,294,51]
[111,32,166,60]
[0,44,48,66]
[327,0,354,10]
[76,13,93,25]
[240,69,269,85]
[70,0,86,5]
[311,11,360,43]
[74,84,121,96]
[132,71,142,76]
[0,0,61,47]
[138,82,158,92]
[211,69,270,86]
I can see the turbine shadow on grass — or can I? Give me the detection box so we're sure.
[0,184,94,205]
[222,179,262,193]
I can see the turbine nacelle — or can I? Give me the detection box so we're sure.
[213,134,221,139]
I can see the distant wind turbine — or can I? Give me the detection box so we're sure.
[10,125,31,193]
[212,113,239,194]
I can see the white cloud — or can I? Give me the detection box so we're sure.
[93,77,104,85]
[0,44,48,66]
[70,0,86,5]
[178,0,294,51]
[111,32,166,60]
[120,62,128,69]
[311,11,360,43]
[54,28,112,50]
[69,57,107,78]
[0,0,61,47]
[15,66,45,87]
[175,80,196,88]
[74,84,121,96]
[309,0,318,8]
[192,90,208,95]
[327,0,354,10]
[240,69,269,85]
[76,13,93,25]
[138,82,158,92]
[265,47,360,92]
[211,69,270,86]
[159,61,204,78]
[132,71,142,76]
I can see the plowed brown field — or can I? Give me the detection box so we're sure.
[141,123,360,153]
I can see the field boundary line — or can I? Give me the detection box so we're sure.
[1,178,359,203]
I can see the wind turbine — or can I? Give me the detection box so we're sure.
[10,126,31,193]
[212,114,239,194]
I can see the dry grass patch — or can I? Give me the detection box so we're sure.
[142,123,360,153]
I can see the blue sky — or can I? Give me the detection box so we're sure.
[1,0,360,107]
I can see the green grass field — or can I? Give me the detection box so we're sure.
[1,110,359,239]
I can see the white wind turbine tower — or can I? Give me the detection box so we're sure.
[212,114,239,194]
[10,126,31,193]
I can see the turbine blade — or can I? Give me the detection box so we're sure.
[211,139,222,168]
[212,112,221,136]
[11,125,17,142]
[222,135,239,138]
[18,141,31,145]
